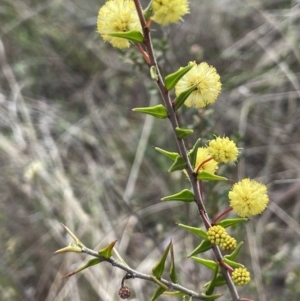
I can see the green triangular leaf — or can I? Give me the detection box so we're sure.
[132,104,168,119]
[174,83,198,110]
[223,257,244,269]
[204,274,226,288]
[161,189,194,203]
[217,218,248,229]
[168,156,186,172]
[107,30,144,43]
[154,147,179,161]
[113,248,128,266]
[152,242,171,278]
[175,127,194,139]
[178,223,208,239]
[63,258,103,279]
[188,240,212,257]
[188,139,201,168]
[200,293,222,300]
[224,241,244,261]
[163,291,185,297]
[205,264,219,295]
[190,257,217,270]
[55,241,82,254]
[164,64,194,91]
[150,275,168,289]
[61,223,85,248]
[143,2,153,21]
[150,66,159,81]
[98,240,117,258]
[169,241,178,283]
[150,286,166,301]
[197,171,228,181]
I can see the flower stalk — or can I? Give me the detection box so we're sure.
[132,0,240,299]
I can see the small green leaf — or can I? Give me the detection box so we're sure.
[224,241,244,261]
[168,156,186,172]
[175,127,194,139]
[161,189,194,203]
[154,147,179,161]
[113,248,128,266]
[200,293,222,300]
[190,257,217,270]
[169,241,178,283]
[204,274,226,288]
[132,104,168,119]
[164,64,194,91]
[174,83,198,110]
[223,257,244,269]
[188,138,201,168]
[188,240,212,257]
[150,275,168,290]
[143,2,153,21]
[163,291,185,297]
[107,30,144,43]
[152,242,171,278]
[217,218,248,229]
[55,241,82,254]
[197,171,228,181]
[150,286,166,301]
[150,66,159,81]
[61,223,85,248]
[98,240,117,258]
[205,264,219,295]
[178,223,208,240]
[63,258,103,279]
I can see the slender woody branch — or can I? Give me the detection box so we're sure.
[81,246,207,300]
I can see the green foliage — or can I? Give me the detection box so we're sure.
[132,104,168,119]
[161,189,194,203]
[152,242,171,278]
[164,64,194,91]
[108,30,144,43]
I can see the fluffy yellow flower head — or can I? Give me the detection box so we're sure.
[97,0,142,49]
[175,62,221,108]
[229,178,269,218]
[194,147,218,174]
[231,267,251,286]
[152,0,189,26]
[207,136,239,163]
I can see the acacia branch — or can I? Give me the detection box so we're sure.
[81,246,209,300]
[132,1,240,300]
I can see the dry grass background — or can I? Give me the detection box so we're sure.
[1,0,300,300]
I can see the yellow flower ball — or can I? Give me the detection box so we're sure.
[231,267,251,286]
[207,225,236,250]
[97,0,142,49]
[175,62,222,108]
[220,235,237,251]
[229,178,269,218]
[207,136,239,163]
[195,147,218,174]
[152,0,189,26]
[183,147,218,180]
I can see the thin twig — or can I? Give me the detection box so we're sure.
[81,246,209,300]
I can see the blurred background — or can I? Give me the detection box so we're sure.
[1,0,300,300]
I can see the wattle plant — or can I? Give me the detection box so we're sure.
[55,1,270,300]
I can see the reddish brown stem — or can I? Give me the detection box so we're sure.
[135,44,150,64]
[195,156,213,174]
[212,207,233,225]
[219,260,234,272]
